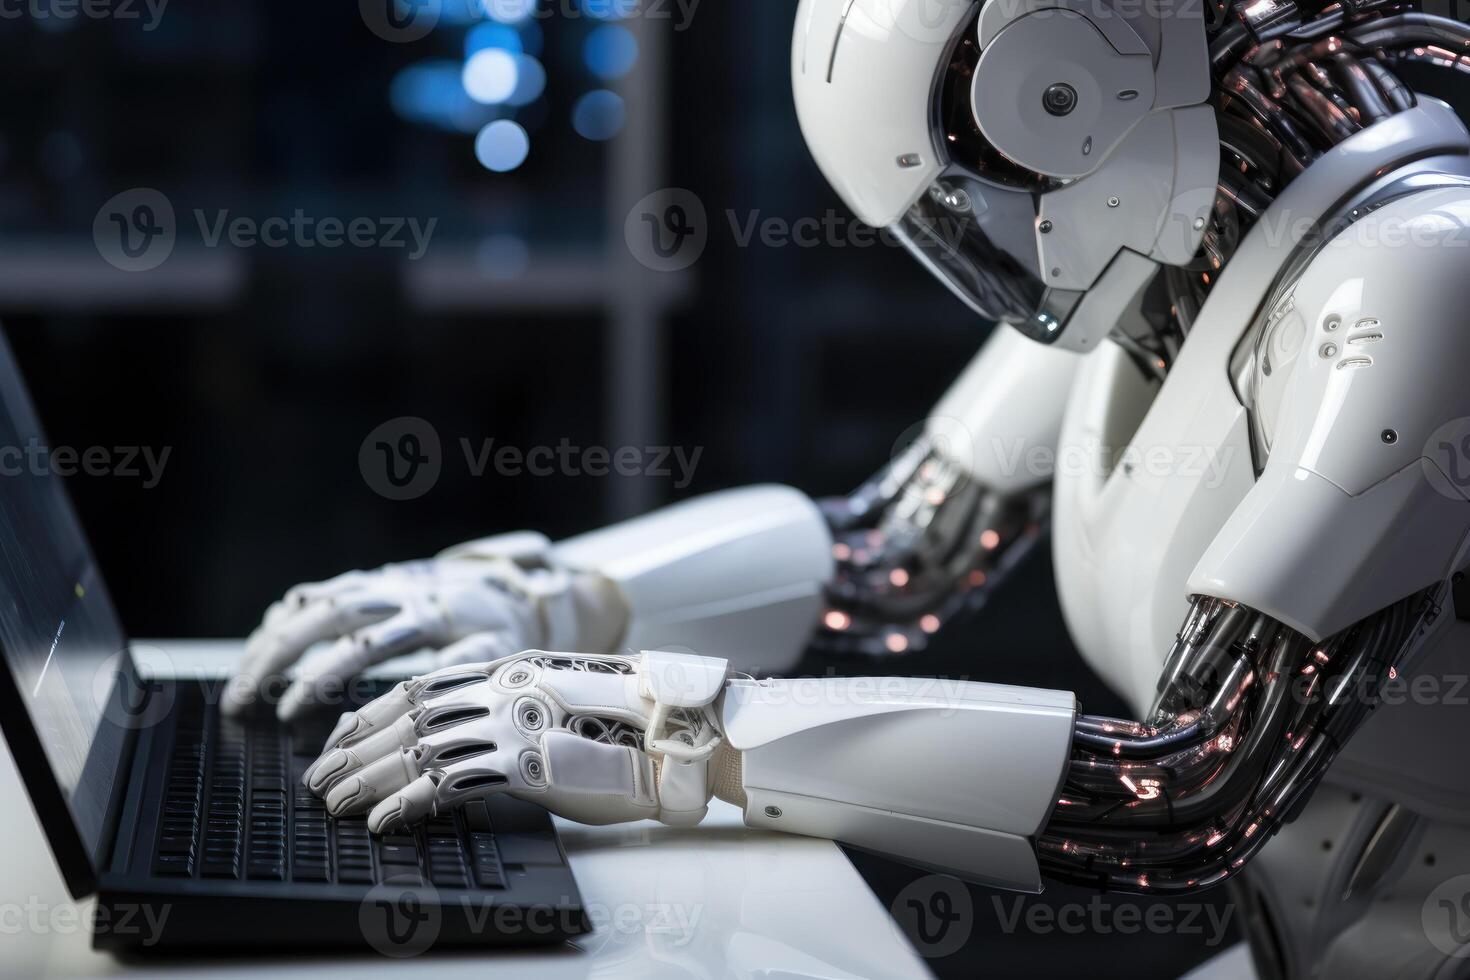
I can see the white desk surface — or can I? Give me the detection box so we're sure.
[0,641,934,979]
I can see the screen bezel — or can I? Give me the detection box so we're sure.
[0,326,141,900]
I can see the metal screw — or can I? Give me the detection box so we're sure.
[1043,82,1078,116]
[1107,196,1120,208]
[1039,220,1053,234]
[1320,343,1338,358]
[940,187,972,213]
[1382,429,1399,445]
[1194,217,1206,230]
[1324,315,1341,331]
[764,805,783,819]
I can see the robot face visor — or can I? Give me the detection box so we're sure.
[889,169,1061,329]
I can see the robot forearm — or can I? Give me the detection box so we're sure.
[1040,593,1432,892]
[817,327,1080,655]
[545,484,834,672]
[716,673,1077,892]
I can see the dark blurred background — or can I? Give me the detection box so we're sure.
[24,0,1444,975]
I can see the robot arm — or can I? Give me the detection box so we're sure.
[305,646,1081,891]
[305,587,1430,894]
[818,326,1081,655]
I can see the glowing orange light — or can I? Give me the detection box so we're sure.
[833,543,852,561]
[919,614,941,634]
[885,633,909,654]
[979,529,1001,550]
[824,610,852,631]
[889,568,911,588]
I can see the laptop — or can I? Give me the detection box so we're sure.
[0,327,589,952]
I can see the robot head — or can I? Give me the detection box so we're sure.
[792,0,1219,351]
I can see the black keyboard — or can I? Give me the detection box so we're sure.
[150,692,506,889]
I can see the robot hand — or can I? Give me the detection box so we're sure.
[302,649,732,833]
[225,532,627,722]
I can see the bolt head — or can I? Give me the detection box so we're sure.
[1043,83,1078,117]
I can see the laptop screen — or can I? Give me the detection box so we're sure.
[0,329,131,869]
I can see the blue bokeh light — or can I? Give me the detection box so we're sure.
[463,48,520,104]
[571,90,626,141]
[583,25,638,80]
[475,119,531,171]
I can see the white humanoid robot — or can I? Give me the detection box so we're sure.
[227,0,1470,975]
